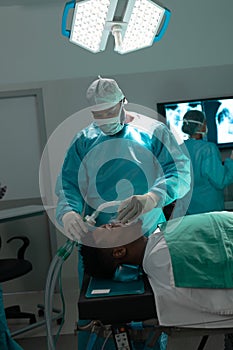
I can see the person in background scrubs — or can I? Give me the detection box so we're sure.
[55,76,191,349]
[181,110,233,215]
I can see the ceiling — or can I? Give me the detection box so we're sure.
[1,0,233,86]
[0,0,64,5]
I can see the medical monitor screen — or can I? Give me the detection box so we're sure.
[157,97,233,149]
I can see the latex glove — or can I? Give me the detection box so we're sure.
[117,192,159,224]
[62,211,88,241]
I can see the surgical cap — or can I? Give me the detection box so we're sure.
[182,110,206,136]
[86,76,125,112]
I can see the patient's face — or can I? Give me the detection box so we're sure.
[100,223,124,229]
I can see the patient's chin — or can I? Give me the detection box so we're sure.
[80,220,143,249]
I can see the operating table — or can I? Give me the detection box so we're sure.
[78,273,233,350]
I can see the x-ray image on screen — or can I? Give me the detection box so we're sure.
[157,96,233,149]
[215,99,233,144]
[163,102,203,142]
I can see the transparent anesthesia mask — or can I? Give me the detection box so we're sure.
[82,202,143,249]
[84,200,122,226]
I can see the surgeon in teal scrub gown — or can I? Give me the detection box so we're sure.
[55,76,191,349]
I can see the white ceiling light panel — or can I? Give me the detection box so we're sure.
[69,0,118,53]
[117,0,165,54]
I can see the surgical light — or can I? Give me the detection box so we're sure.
[62,0,171,54]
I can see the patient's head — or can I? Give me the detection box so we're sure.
[80,235,148,279]
[80,245,119,279]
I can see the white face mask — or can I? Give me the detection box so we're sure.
[94,115,121,126]
[94,104,125,135]
[99,123,124,135]
[196,125,208,138]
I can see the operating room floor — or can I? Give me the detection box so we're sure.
[3,285,79,349]
[3,288,227,350]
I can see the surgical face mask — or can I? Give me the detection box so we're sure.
[98,122,124,136]
[94,103,125,135]
[199,126,208,141]
[196,125,208,139]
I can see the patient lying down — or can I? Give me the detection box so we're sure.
[80,211,233,328]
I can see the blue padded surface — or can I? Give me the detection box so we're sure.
[86,276,145,298]
[78,273,156,324]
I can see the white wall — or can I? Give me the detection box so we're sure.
[4,64,230,136]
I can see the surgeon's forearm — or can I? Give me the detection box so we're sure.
[150,166,191,207]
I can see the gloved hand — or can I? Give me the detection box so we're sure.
[117,192,159,224]
[62,211,88,241]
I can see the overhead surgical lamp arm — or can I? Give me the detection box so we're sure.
[106,21,127,52]
[61,0,75,38]
[111,25,123,52]
[153,8,171,42]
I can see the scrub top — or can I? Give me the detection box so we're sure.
[56,121,191,236]
[183,139,233,215]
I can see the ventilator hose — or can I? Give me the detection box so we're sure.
[45,240,75,350]
[45,254,63,350]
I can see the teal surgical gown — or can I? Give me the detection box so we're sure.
[56,121,191,235]
[55,120,190,350]
[183,139,233,215]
